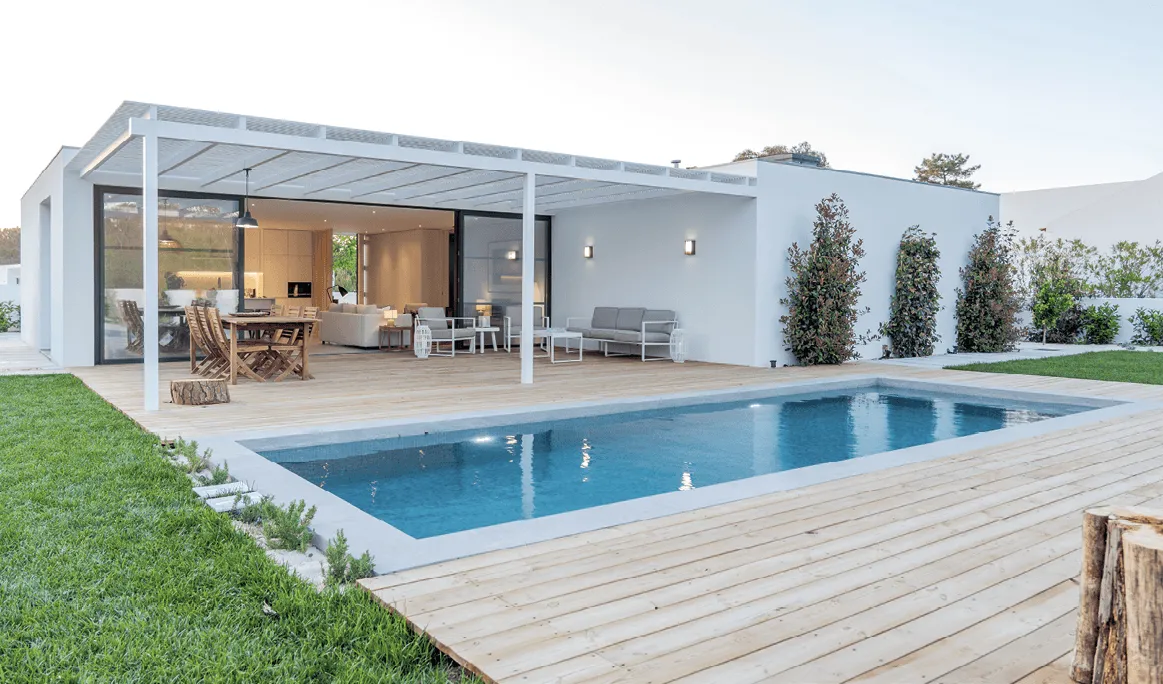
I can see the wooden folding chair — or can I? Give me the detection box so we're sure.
[207,307,270,382]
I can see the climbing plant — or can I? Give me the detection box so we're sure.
[880,226,941,358]
[954,217,1023,352]
[780,194,871,365]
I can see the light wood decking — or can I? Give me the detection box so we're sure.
[50,349,1163,682]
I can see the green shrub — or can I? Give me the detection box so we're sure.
[1031,281,1075,344]
[780,193,870,365]
[0,301,18,332]
[324,529,377,587]
[262,499,316,552]
[197,461,231,486]
[1082,303,1120,345]
[954,218,1023,352]
[1130,308,1163,346]
[880,226,941,358]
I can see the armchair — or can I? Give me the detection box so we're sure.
[416,306,476,357]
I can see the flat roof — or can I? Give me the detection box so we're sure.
[68,102,757,214]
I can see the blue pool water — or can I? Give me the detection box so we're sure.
[261,387,1087,539]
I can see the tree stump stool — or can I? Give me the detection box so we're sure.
[1071,507,1163,684]
[170,379,230,405]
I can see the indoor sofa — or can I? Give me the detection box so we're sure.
[319,303,383,348]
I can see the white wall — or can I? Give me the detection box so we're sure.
[1078,297,1163,345]
[1001,172,1163,246]
[754,161,1000,367]
[20,147,95,366]
[0,265,18,308]
[551,193,758,366]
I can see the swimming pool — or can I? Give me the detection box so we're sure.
[259,385,1089,539]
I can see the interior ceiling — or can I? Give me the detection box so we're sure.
[247,198,453,234]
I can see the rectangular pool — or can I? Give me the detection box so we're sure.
[259,385,1091,539]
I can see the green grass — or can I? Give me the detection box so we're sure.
[0,375,476,683]
[948,350,1163,385]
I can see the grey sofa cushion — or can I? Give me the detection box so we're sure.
[615,307,646,331]
[643,310,677,333]
[587,328,619,340]
[591,307,619,329]
[431,327,474,340]
[614,330,671,344]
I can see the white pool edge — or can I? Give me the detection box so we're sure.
[194,375,1155,574]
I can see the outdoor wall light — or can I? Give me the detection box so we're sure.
[684,239,696,256]
[506,250,519,260]
[583,245,593,259]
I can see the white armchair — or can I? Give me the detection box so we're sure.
[416,307,476,357]
[504,304,549,352]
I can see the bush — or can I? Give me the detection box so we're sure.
[237,497,317,552]
[780,194,870,365]
[1130,308,1163,346]
[1031,281,1075,344]
[0,301,19,332]
[880,226,941,358]
[325,529,377,587]
[954,218,1023,352]
[1082,303,1120,345]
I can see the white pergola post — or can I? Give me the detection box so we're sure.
[142,133,160,411]
[520,172,535,384]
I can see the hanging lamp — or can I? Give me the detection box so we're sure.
[235,168,259,229]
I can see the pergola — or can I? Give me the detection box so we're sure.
[69,102,758,410]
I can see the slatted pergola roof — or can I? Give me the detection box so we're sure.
[68,102,758,214]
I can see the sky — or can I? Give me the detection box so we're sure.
[1,0,1160,228]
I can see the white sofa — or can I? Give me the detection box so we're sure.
[320,303,383,348]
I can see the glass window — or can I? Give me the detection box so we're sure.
[99,192,240,362]
[459,214,549,326]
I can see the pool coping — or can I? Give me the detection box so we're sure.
[194,375,1157,574]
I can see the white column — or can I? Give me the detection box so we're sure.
[520,172,535,384]
[520,433,535,519]
[142,133,160,411]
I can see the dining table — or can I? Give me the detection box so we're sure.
[220,314,312,385]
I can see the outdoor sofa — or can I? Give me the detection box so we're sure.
[566,307,679,361]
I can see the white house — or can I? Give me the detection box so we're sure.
[1001,171,1163,245]
[20,102,998,409]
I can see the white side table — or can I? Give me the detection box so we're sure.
[476,326,500,353]
[535,329,583,363]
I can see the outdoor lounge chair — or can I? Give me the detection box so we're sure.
[503,304,549,353]
[416,307,476,357]
[566,307,679,361]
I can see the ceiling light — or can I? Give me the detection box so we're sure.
[234,169,259,229]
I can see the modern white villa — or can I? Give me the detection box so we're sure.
[21,102,998,410]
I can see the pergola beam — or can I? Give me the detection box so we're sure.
[125,118,759,199]
[197,148,290,187]
[249,156,355,192]
[158,141,216,175]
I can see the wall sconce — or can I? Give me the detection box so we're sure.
[506,250,519,260]
[583,245,594,259]
[684,239,696,256]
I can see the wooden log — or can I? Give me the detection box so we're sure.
[170,378,230,406]
[1123,527,1163,684]
[1092,519,1132,684]
[1072,507,1114,683]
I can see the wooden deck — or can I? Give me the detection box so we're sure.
[44,348,1163,682]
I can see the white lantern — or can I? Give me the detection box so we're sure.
[414,325,432,359]
[669,328,687,363]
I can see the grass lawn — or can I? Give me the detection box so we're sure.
[948,350,1163,385]
[0,374,475,683]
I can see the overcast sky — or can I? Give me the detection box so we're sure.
[2,0,1160,227]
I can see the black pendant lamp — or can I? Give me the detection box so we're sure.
[235,168,259,229]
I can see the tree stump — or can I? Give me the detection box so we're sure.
[1071,507,1163,684]
[170,379,230,405]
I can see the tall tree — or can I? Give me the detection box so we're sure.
[734,142,828,167]
[0,227,18,265]
[913,153,981,189]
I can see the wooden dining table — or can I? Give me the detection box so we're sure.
[220,315,312,385]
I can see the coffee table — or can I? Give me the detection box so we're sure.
[534,328,583,363]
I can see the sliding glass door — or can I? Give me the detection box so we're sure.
[98,190,241,362]
[458,212,550,326]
